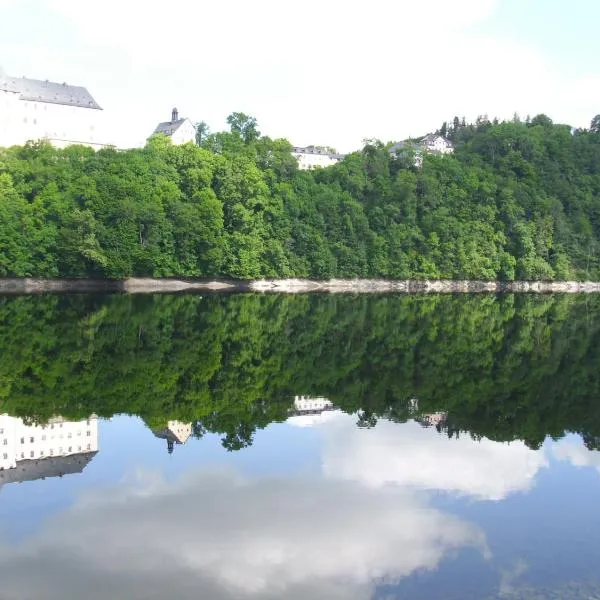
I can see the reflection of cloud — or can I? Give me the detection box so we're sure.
[0,468,487,600]
[322,416,548,501]
[553,439,600,474]
[499,558,528,596]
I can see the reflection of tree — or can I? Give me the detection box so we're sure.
[2,293,600,450]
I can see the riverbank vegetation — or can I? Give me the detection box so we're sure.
[1,113,600,280]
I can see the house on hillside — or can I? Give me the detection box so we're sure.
[389,134,453,167]
[420,133,454,154]
[291,145,346,170]
[151,108,196,145]
[0,66,107,149]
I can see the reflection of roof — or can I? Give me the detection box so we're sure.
[0,71,102,109]
[152,423,192,445]
[0,452,97,489]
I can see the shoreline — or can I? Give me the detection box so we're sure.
[2,277,600,295]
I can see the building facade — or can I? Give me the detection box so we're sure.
[420,134,454,155]
[0,415,99,488]
[0,67,106,149]
[291,146,346,170]
[152,420,193,453]
[151,108,196,145]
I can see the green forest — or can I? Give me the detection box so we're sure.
[1,113,600,280]
[2,293,600,451]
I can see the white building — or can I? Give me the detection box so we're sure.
[152,420,192,453]
[291,146,346,170]
[0,414,99,487]
[0,67,107,149]
[420,134,454,155]
[286,396,341,427]
[151,108,196,145]
[389,134,453,168]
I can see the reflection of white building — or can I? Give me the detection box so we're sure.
[0,67,107,149]
[287,396,340,427]
[152,420,192,454]
[291,146,346,170]
[416,412,448,429]
[0,414,99,487]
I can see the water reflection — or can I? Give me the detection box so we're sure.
[0,415,98,489]
[1,293,600,598]
[0,412,600,598]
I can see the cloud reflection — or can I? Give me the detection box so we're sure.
[0,466,487,600]
[322,415,548,500]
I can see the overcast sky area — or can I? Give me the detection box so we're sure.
[1,0,599,151]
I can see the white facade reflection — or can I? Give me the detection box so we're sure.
[0,415,98,489]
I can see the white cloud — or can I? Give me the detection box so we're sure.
[0,467,487,600]
[321,415,548,500]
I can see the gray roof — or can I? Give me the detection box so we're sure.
[291,146,346,160]
[0,452,97,490]
[153,118,188,136]
[0,70,102,109]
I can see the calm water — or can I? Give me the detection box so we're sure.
[1,293,600,599]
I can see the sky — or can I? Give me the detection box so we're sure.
[0,0,599,151]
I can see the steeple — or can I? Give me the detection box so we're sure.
[171,107,178,123]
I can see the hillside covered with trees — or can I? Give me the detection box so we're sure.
[1,113,600,280]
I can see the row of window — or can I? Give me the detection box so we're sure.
[2,444,92,461]
[1,430,92,446]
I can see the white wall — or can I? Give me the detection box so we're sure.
[170,119,196,145]
[292,151,342,170]
[293,396,333,412]
[0,90,107,149]
[0,415,99,470]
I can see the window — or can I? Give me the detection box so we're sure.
[42,435,46,441]
[30,451,34,458]
[49,449,53,456]
[67,432,72,439]
[2,439,7,445]
[40,450,44,456]
[87,444,91,450]
[2,453,7,460]
[0,428,3,434]
[50,424,54,429]
[20,437,24,444]
[86,431,91,437]
[68,447,72,452]
[20,452,24,459]
[30,437,34,443]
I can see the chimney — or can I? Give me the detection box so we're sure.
[171,107,178,122]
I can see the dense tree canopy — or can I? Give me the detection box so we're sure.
[1,113,600,280]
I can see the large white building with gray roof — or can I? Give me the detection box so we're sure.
[0,66,108,149]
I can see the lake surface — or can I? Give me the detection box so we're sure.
[1,293,600,599]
